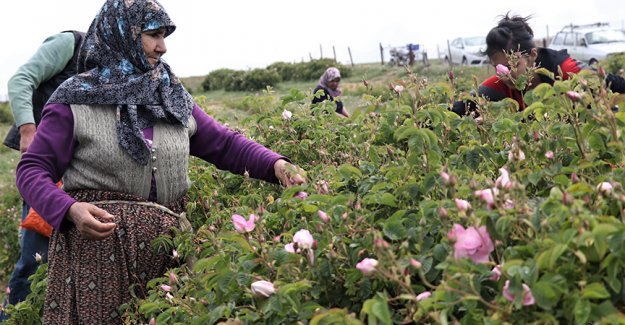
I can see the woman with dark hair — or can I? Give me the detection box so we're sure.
[452,14,625,115]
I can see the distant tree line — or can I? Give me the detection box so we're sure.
[201,59,351,92]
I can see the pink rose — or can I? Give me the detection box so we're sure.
[503,280,535,306]
[293,229,314,249]
[232,214,256,233]
[393,84,404,95]
[317,210,330,223]
[566,90,582,102]
[490,265,502,281]
[545,151,554,159]
[284,243,298,253]
[447,223,465,241]
[496,64,510,76]
[294,191,309,200]
[169,272,178,284]
[454,199,471,212]
[449,224,494,264]
[251,280,276,297]
[416,291,432,301]
[160,284,172,292]
[474,188,498,209]
[356,258,378,275]
[495,168,511,189]
[440,171,451,184]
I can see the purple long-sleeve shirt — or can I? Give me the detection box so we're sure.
[16,103,285,232]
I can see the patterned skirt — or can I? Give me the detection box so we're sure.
[43,190,186,324]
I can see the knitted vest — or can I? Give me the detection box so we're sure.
[62,104,197,204]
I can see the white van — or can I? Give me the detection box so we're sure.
[549,23,625,65]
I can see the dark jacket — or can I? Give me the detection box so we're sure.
[312,85,345,115]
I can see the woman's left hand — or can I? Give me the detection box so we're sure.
[274,159,307,187]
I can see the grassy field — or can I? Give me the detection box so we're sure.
[184,60,492,124]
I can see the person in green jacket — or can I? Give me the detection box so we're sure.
[1,30,83,320]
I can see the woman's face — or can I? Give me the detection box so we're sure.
[141,27,168,67]
[328,78,340,91]
[489,48,537,88]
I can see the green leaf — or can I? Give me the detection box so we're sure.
[536,244,567,270]
[531,281,559,310]
[338,164,362,179]
[310,308,362,325]
[378,193,398,207]
[574,298,591,325]
[383,219,406,241]
[394,125,420,141]
[370,296,392,325]
[535,68,555,82]
[566,183,594,196]
[582,282,610,299]
[302,204,319,213]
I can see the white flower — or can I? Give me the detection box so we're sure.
[251,280,275,297]
[281,109,292,120]
[598,182,613,193]
[293,229,314,249]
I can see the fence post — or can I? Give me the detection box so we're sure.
[333,46,337,62]
[379,42,384,65]
[320,44,323,59]
[348,47,354,67]
[446,39,453,67]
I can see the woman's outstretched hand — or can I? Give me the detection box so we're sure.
[67,202,116,240]
[274,159,307,187]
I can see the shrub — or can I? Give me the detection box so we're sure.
[0,102,14,125]
[203,60,352,93]
[240,68,281,92]
[601,53,625,75]
[201,68,238,91]
[266,62,297,82]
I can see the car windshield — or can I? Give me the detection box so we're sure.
[464,37,486,46]
[585,30,625,44]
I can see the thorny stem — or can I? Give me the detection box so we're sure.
[445,278,507,314]
[567,101,587,160]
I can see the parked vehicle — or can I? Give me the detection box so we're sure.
[445,36,489,66]
[549,23,625,65]
[388,44,426,66]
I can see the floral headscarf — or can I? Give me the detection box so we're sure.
[317,67,342,97]
[49,0,194,165]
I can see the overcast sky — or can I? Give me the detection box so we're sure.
[1,0,624,100]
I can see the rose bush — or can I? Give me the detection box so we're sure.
[6,65,625,324]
